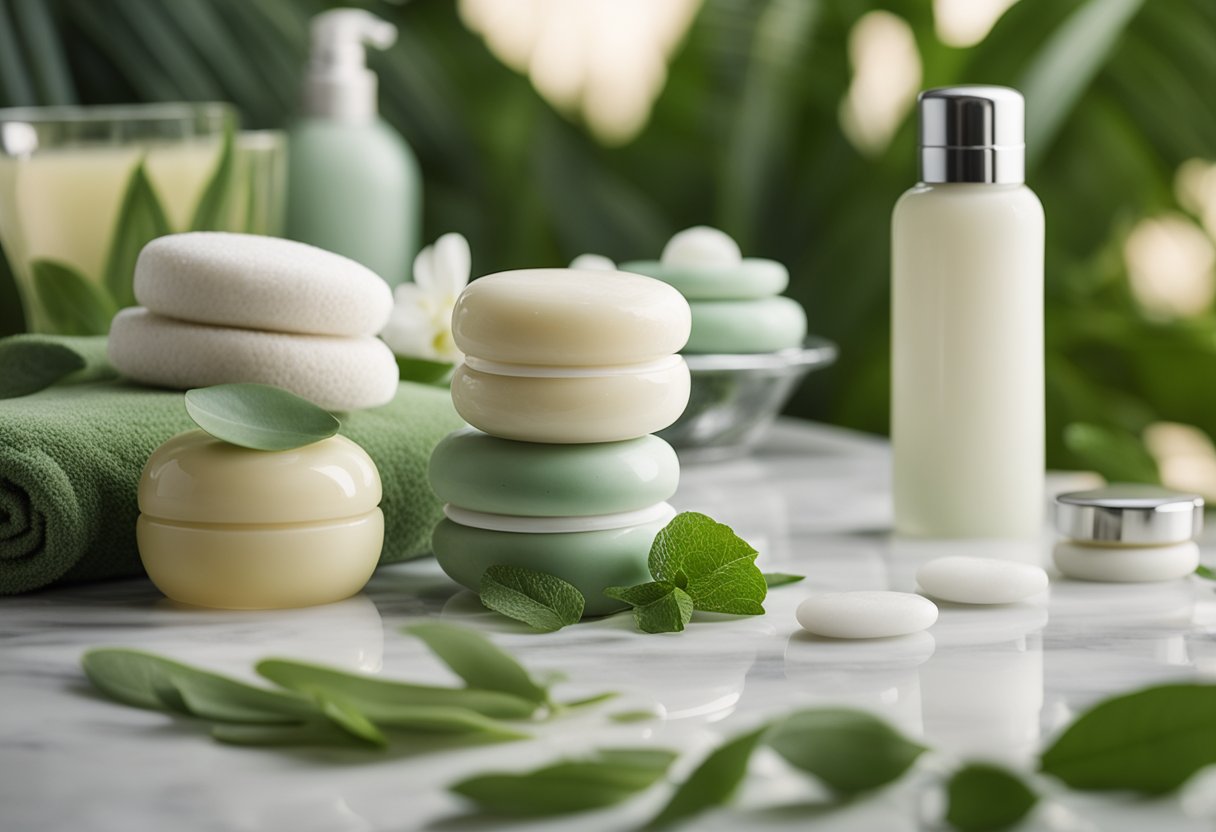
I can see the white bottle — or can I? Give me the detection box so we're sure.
[892,86,1044,538]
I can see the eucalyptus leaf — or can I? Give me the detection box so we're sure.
[648,512,767,615]
[103,161,171,308]
[479,565,585,632]
[190,122,236,231]
[184,383,340,451]
[82,648,317,724]
[762,573,805,588]
[946,763,1038,832]
[256,659,539,719]
[451,748,677,817]
[766,708,927,796]
[604,582,693,634]
[30,260,117,336]
[1039,683,1216,793]
[646,725,769,830]
[403,622,549,704]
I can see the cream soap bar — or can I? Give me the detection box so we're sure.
[137,430,384,610]
[429,428,679,516]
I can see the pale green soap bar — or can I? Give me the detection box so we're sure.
[429,428,679,517]
[620,259,789,300]
[685,296,808,354]
[432,518,661,616]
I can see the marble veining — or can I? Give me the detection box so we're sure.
[1,420,1213,831]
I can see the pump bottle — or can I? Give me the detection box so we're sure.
[891,86,1044,538]
[286,8,421,286]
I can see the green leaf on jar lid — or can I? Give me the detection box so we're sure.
[183,383,340,451]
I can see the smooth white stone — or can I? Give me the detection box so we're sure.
[569,253,616,271]
[661,225,742,267]
[1053,541,1200,582]
[796,591,939,639]
[916,556,1049,604]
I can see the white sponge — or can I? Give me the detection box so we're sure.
[108,308,398,411]
[134,233,393,337]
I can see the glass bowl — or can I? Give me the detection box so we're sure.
[659,337,838,462]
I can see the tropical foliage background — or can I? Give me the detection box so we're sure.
[1,0,1214,488]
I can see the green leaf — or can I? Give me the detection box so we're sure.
[1039,683,1216,793]
[256,659,539,719]
[82,648,317,724]
[762,572,805,588]
[646,725,768,830]
[609,709,660,723]
[395,354,455,385]
[29,260,117,336]
[190,123,236,231]
[945,763,1038,832]
[451,747,677,817]
[605,582,694,634]
[318,696,387,748]
[403,622,548,704]
[557,691,620,711]
[1195,565,1214,580]
[766,709,927,796]
[211,721,369,748]
[184,383,340,451]
[1063,423,1158,483]
[479,565,585,632]
[104,161,171,308]
[648,512,767,615]
[0,335,115,398]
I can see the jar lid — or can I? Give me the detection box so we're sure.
[1054,485,1204,544]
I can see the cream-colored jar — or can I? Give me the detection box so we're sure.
[1052,486,1204,582]
[137,430,383,609]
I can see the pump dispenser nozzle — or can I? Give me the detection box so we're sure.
[303,8,397,121]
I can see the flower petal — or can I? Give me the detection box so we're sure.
[430,233,472,300]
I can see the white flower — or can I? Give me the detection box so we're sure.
[380,232,470,362]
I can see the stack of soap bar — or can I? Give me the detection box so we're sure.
[622,226,807,354]
[429,268,692,615]
[108,232,399,411]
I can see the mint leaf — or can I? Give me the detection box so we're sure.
[256,658,539,720]
[646,725,768,829]
[479,565,585,632]
[404,622,549,704]
[1196,565,1215,580]
[648,512,766,615]
[946,763,1038,831]
[1039,683,1216,793]
[766,708,926,795]
[184,383,340,451]
[451,748,677,816]
[763,572,805,587]
[605,582,693,633]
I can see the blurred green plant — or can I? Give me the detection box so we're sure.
[1,0,1213,475]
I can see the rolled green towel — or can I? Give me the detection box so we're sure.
[0,379,463,594]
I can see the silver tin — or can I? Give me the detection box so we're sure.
[918,86,1025,185]
[1055,485,1204,545]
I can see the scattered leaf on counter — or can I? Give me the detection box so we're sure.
[184,382,340,451]
[557,691,620,711]
[766,708,927,796]
[605,581,694,633]
[646,725,769,829]
[479,565,585,632]
[609,709,661,723]
[318,696,387,747]
[1195,565,1215,580]
[945,763,1038,832]
[404,621,549,704]
[1039,684,1216,793]
[762,572,805,587]
[451,748,678,816]
[648,512,767,615]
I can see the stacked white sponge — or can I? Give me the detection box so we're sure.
[108,232,398,411]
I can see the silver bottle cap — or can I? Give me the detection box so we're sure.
[1055,485,1204,545]
[918,86,1025,185]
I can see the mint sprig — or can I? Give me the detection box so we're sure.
[604,581,693,633]
[479,564,585,632]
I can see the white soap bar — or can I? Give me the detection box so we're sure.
[916,556,1048,604]
[796,591,938,639]
[135,232,393,337]
[1053,541,1200,582]
[661,226,742,267]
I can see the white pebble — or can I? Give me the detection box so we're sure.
[570,253,617,271]
[796,591,938,639]
[916,556,1048,604]
[660,226,742,267]
[1053,541,1200,582]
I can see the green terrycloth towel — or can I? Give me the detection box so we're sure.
[0,374,463,594]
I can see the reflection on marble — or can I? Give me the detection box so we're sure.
[1,420,1214,832]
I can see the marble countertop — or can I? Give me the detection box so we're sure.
[2,419,1214,832]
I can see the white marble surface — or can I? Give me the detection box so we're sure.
[1,419,1214,832]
